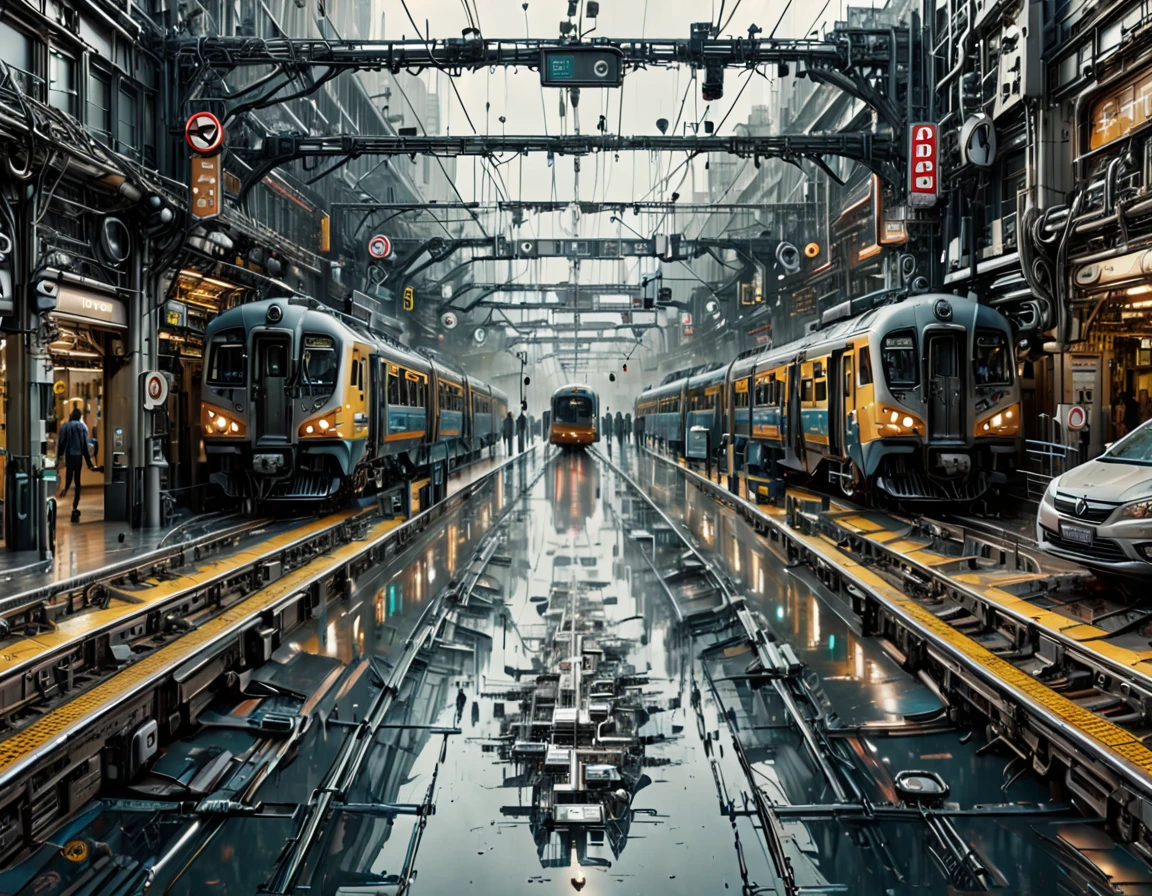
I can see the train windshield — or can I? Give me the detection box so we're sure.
[206,329,245,387]
[300,335,338,395]
[973,330,1011,385]
[881,331,919,388]
[555,395,594,424]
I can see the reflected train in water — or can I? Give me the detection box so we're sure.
[201,297,508,505]
[636,291,1021,503]
[549,384,600,447]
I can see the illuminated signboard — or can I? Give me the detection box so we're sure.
[1089,69,1152,152]
[908,123,939,208]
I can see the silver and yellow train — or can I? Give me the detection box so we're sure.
[202,297,508,504]
[549,384,600,446]
[636,292,1020,503]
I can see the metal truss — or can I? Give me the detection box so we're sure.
[248,133,895,202]
[167,32,889,79]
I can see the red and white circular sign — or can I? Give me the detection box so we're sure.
[143,371,169,410]
[368,235,392,259]
[1066,405,1087,432]
[184,112,224,154]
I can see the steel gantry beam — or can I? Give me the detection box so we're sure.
[247,133,896,203]
[166,33,881,77]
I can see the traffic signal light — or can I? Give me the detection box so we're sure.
[622,363,628,373]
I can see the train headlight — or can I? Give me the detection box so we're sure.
[203,403,245,437]
[299,413,341,437]
[879,407,922,436]
[974,403,1020,438]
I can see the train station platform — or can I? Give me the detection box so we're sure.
[0,443,537,599]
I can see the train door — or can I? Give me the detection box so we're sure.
[369,356,383,458]
[927,332,963,440]
[828,353,842,457]
[252,334,291,441]
[787,361,802,461]
[841,349,859,464]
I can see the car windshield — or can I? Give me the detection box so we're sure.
[555,396,593,424]
[1102,422,1152,464]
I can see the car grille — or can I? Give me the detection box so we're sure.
[1053,492,1120,524]
[1040,527,1128,561]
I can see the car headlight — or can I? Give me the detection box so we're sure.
[1120,499,1152,520]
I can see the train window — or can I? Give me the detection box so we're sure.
[206,329,245,387]
[974,330,1011,385]
[387,372,401,406]
[813,361,824,378]
[858,347,873,386]
[815,379,827,402]
[801,379,814,402]
[881,332,918,388]
[555,395,593,424]
[301,335,337,389]
[844,358,853,397]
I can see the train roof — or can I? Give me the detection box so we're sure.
[552,383,597,397]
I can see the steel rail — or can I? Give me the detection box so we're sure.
[646,448,1152,836]
[264,453,554,893]
[0,449,540,795]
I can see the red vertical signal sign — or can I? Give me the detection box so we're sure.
[908,123,939,208]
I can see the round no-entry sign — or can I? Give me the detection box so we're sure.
[1066,405,1087,432]
[368,235,392,259]
[143,371,169,410]
[185,112,224,154]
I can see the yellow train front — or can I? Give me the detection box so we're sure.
[549,384,600,447]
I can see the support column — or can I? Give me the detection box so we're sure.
[4,186,51,555]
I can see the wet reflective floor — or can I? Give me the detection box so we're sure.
[5,448,1152,895]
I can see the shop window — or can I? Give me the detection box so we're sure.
[0,23,36,96]
[974,330,1012,385]
[87,69,112,145]
[118,85,139,158]
[49,50,77,117]
[881,331,918,388]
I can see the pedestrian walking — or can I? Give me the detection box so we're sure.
[57,408,95,522]
[614,411,624,442]
[624,412,632,444]
[517,410,528,453]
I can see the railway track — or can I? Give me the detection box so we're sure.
[640,444,1152,860]
[0,449,542,862]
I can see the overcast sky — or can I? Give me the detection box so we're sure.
[375,0,872,219]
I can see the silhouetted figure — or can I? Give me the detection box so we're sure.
[517,411,528,452]
[1124,390,1141,434]
[503,412,515,454]
[624,413,632,444]
[615,411,624,442]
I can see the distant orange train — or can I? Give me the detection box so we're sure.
[549,384,600,447]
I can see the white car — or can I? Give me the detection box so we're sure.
[1037,421,1152,576]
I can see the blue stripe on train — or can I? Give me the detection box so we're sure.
[800,408,828,436]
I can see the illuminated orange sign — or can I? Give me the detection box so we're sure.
[1089,69,1152,151]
